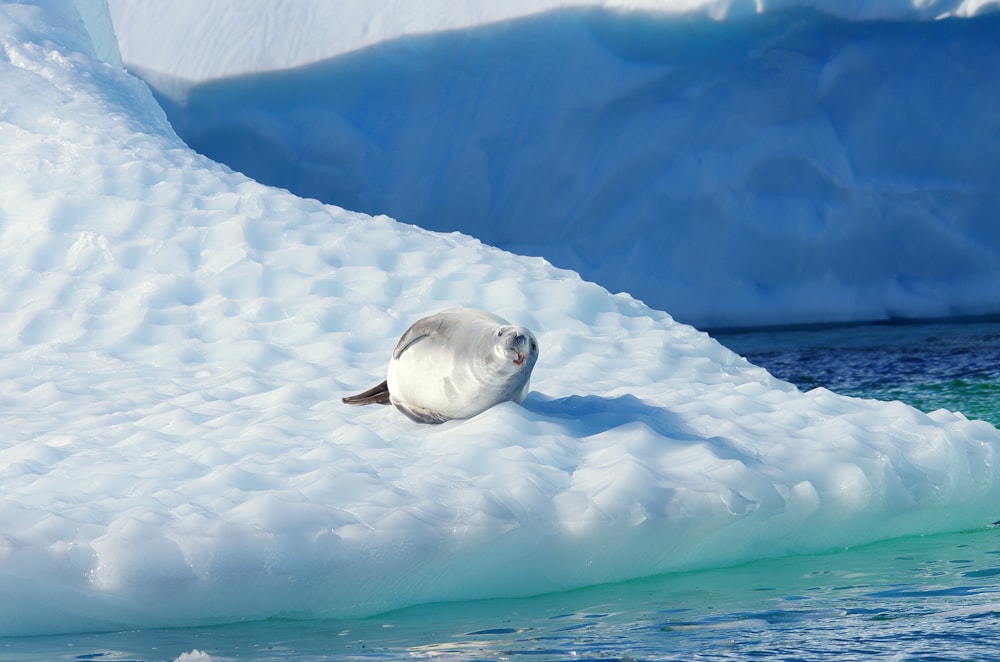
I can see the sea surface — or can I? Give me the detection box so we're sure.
[4,320,1000,662]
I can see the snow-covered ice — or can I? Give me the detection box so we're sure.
[108,0,1000,328]
[1,0,999,638]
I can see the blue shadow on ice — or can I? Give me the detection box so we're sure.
[520,393,766,474]
[521,392,701,441]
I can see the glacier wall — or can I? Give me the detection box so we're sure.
[110,3,1000,329]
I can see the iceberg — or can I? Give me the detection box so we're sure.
[0,0,998,638]
[108,0,1000,329]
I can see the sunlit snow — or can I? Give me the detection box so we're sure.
[1,0,998,639]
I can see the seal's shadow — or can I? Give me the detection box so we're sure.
[522,392,702,441]
[521,393,763,470]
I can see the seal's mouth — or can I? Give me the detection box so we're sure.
[505,332,534,369]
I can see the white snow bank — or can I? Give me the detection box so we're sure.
[107,0,1000,81]
[1,0,999,638]
[109,3,1000,328]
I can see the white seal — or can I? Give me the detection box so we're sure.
[342,308,539,423]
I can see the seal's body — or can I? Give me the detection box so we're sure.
[343,308,539,424]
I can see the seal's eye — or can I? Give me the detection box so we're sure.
[530,341,537,352]
[496,329,503,337]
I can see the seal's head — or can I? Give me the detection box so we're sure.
[494,325,539,372]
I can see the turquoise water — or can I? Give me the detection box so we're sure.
[4,321,1000,661]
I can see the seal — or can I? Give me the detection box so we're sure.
[342,308,539,423]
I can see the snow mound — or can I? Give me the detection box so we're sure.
[0,0,998,638]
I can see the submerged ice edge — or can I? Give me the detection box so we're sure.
[1,0,999,638]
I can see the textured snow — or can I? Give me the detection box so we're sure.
[1,0,999,639]
[108,1,1000,328]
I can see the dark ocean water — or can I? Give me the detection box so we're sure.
[720,319,1000,427]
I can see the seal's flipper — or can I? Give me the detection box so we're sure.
[392,317,446,359]
[393,401,450,424]
[342,380,391,406]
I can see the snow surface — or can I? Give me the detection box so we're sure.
[2,0,1000,638]
[107,0,1000,328]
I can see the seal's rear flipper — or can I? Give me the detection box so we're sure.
[342,380,391,406]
